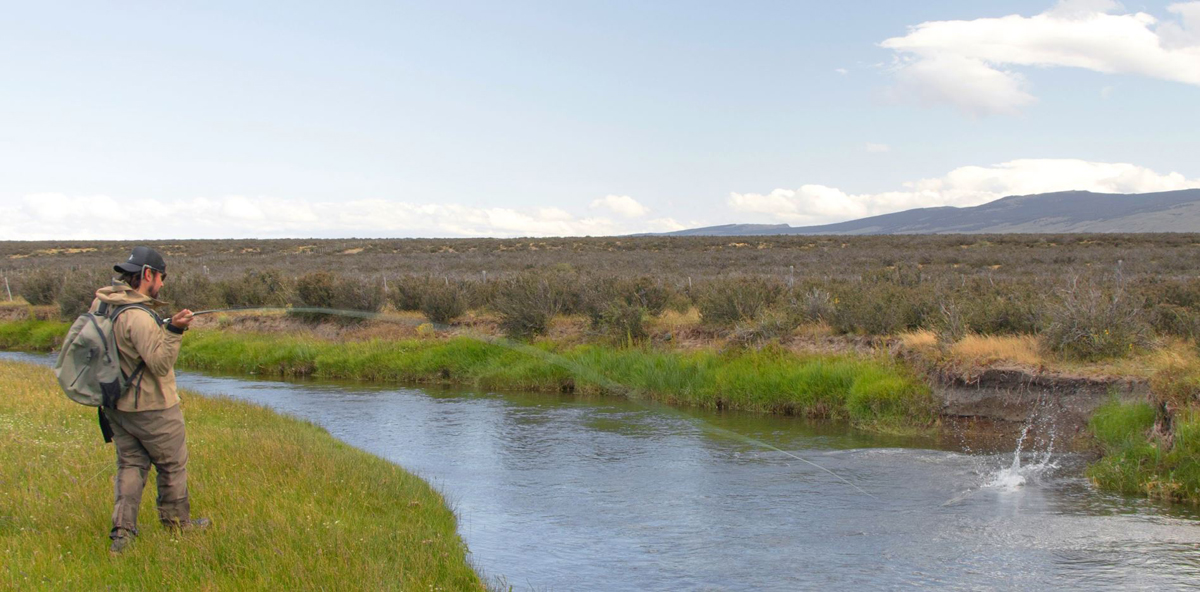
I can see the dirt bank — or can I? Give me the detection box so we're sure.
[935,367,1149,450]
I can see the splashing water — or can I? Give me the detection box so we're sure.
[943,399,1059,505]
[983,420,1059,492]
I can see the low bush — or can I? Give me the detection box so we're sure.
[492,271,573,339]
[595,299,648,344]
[829,281,934,335]
[292,272,383,323]
[219,269,292,308]
[696,277,781,327]
[1041,277,1152,361]
[19,272,62,306]
[164,272,224,312]
[388,275,429,311]
[56,270,108,319]
[420,280,468,324]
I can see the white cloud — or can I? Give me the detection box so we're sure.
[881,0,1200,116]
[0,194,683,240]
[866,142,891,153]
[728,159,1200,225]
[835,68,849,75]
[589,194,650,218]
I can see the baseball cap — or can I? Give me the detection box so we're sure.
[114,246,167,277]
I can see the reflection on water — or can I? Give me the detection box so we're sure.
[5,351,1199,590]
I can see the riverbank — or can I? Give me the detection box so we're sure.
[0,360,483,590]
[6,313,1200,503]
[0,316,935,431]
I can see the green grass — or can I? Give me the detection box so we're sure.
[1086,399,1200,503]
[0,360,483,590]
[0,319,936,428]
[0,318,70,351]
[180,331,935,429]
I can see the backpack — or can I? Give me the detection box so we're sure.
[53,302,152,409]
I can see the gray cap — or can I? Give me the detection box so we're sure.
[114,246,167,275]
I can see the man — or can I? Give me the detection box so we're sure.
[91,246,210,554]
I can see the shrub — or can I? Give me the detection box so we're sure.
[780,287,834,327]
[829,281,933,335]
[580,276,672,328]
[491,271,572,339]
[335,275,385,315]
[219,269,292,307]
[19,272,61,306]
[291,272,384,323]
[420,281,468,324]
[1041,278,1152,361]
[56,270,108,319]
[1148,303,1200,341]
[696,277,781,327]
[596,299,648,344]
[934,301,968,345]
[388,275,429,311]
[728,311,793,348]
[164,272,224,312]
[291,272,337,322]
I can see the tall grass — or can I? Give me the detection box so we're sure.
[0,318,70,351]
[0,360,483,590]
[180,331,935,429]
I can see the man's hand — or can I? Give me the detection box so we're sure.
[170,309,194,330]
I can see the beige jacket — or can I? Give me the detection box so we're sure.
[89,282,183,412]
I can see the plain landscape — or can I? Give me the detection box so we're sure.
[3,231,1200,504]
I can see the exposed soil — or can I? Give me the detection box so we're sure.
[934,367,1149,450]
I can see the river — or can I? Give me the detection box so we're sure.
[6,351,1199,590]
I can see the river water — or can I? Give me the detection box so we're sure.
[6,351,1200,590]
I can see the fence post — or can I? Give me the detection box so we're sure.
[789,265,794,288]
[383,277,389,292]
[3,276,10,301]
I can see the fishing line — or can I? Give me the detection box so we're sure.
[181,305,878,499]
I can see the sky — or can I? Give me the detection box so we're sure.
[1,0,1198,239]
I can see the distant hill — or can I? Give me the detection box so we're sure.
[661,189,1200,236]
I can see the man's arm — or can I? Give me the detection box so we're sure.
[122,310,185,376]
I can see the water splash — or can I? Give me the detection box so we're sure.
[944,396,1059,505]
[982,420,1059,492]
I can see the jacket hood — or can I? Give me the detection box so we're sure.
[95,280,166,308]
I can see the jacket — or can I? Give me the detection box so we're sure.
[89,281,184,412]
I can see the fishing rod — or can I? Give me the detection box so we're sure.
[178,305,878,499]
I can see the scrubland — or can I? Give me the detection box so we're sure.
[4,234,1200,501]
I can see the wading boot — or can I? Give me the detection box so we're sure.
[109,531,134,555]
[164,517,212,533]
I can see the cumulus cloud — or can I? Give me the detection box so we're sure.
[728,159,1200,225]
[0,194,681,240]
[881,0,1200,116]
[589,194,650,218]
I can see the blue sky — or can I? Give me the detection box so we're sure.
[1,0,1198,238]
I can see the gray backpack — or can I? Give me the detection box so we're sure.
[54,302,151,409]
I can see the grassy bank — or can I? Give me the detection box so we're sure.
[179,330,934,430]
[0,318,934,428]
[1086,359,1200,504]
[0,360,483,590]
[0,318,70,351]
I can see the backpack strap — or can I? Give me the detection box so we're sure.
[108,304,159,407]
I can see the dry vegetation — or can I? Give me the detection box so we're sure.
[3,234,1198,361]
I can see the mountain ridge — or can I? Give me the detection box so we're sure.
[658,189,1200,236]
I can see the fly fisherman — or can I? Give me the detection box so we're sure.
[91,246,210,554]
